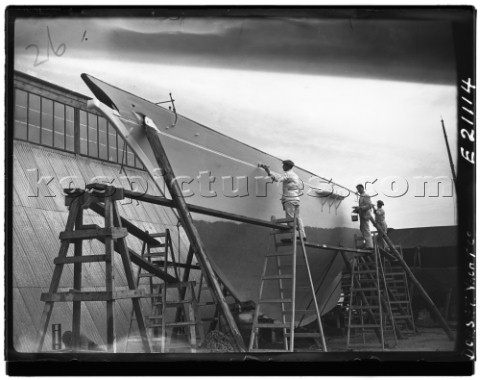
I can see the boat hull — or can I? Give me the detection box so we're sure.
[82,74,360,322]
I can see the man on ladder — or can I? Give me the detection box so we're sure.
[353,184,374,250]
[259,159,306,240]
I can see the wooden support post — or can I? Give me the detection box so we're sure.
[143,117,246,352]
[112,202,151,353]
[104,197,116,352]
[72,200,83,351]
[37,198,81,351]
[370,216,455,341]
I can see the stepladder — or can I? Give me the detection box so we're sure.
[249,212,327,352]
[36,187,151,353]
[346,239,398,350]
[380,244,416,334]
[126,231,204,353]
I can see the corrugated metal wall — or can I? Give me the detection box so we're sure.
[12,140,193,352]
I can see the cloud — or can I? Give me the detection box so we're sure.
[15,16,456,84]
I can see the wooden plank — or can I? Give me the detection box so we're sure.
[89,183,290,231]
[41,289,146,302]
[59,227,128,241]
[54,255,108,264]
[88,202,161,247]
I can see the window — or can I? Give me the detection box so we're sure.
[79,110,88,155]
[14,86,143,169]
[107,123,117,162]
[98,117,108,160]
[41,98,54,147]
[87,113,98,158]
[65,106,75,152]
[28,94,41,143]
[14,89,28,140]
[53,101,65,149]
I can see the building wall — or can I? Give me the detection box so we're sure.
[11,72,194,352]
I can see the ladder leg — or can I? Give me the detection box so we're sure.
[72,206,84,351]
[248,236,270,351]
[161,284,167,353]
[289,215,298,352]
[36,198,81,352]
[275,255,288,351]
[187,284,197,352]
[346,257,356,348]
[111,201,151,353]
[299,237,327,352]
[104,197,116,353]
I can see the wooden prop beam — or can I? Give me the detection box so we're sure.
[370,216,455,341]
[85,183,290,231]
[143,117,246,352]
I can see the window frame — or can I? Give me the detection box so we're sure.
[13,86,144,170]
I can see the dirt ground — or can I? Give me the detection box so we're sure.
[325,327,455,352]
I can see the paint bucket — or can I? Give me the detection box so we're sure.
[351,213,358,222]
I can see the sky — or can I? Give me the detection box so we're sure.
[13,13,460,228]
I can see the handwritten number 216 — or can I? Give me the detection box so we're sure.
[25,26,66,67]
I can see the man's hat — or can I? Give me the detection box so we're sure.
[377,200,384,206]
[282,159,294,167]
[356,184,364,188]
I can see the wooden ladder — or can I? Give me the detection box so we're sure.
[126,231,203,352]
[346,239,397,350]
[248,212,327,352]
[381,245,416,334]
[151,281,202,353]
[36,188,151,353]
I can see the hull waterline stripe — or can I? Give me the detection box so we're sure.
[119,115,356,197]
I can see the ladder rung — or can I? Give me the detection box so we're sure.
[262,275,293,280]
[143,252,166,257]
[393,315,413,319]
[266,252,292,257]
[249,349,291,352]
[165,321,197,327]
[285,332,323,338]
[352,287,378,291]
[253,323,290,329]
[258,299,292,303]
[197,301,217,306]
[150,232,168,238]
[147,316,163,320]
[155,300,194,307]
[127,337,164,343]
[348,324,382,328]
